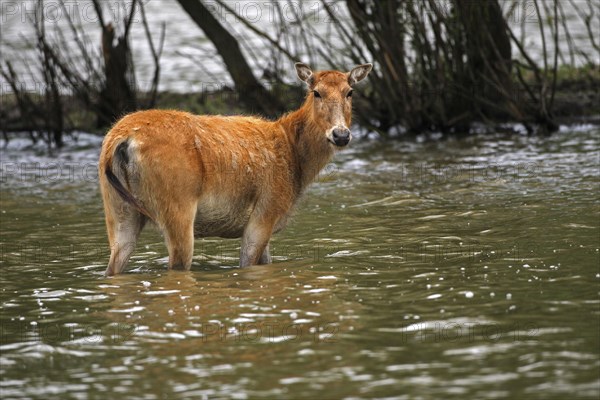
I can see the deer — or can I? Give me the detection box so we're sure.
[98,62,372,276]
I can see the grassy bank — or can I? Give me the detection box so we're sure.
[1,65,598,144]
[540,64,599,121]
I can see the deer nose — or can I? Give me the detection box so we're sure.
[332,127,351,147]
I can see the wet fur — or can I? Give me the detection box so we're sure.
[99,65,371,275]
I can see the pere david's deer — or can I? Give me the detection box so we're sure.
[99,62,372,275]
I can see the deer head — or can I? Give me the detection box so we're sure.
[295,62,372,147]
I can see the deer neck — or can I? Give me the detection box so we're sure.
[277,98,335,196]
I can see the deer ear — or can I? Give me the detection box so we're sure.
[295,62,314,86]
[348,63,373,85]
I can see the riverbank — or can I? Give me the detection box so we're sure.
[1,65,598,144]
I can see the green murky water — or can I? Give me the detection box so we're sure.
[1,127,599,399]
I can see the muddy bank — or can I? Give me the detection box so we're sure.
[1,70,598,143]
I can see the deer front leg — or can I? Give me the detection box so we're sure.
[240,217,274,267]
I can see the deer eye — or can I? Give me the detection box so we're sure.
[346,90,353,98]
[313,90,321,98]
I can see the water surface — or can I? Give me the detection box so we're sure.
[1,127,599,399]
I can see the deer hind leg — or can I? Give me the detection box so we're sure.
[163,203,197,271]
[105,202,147,276]
[258,243,272,265]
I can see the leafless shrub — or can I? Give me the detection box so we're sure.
[1,0,165,147]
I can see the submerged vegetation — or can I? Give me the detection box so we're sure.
[1,0,598,148]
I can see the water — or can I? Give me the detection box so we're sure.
[1,127,599,399]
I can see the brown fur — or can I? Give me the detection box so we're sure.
[99,63,372,275]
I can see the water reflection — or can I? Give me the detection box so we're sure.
[98,264,355,346]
